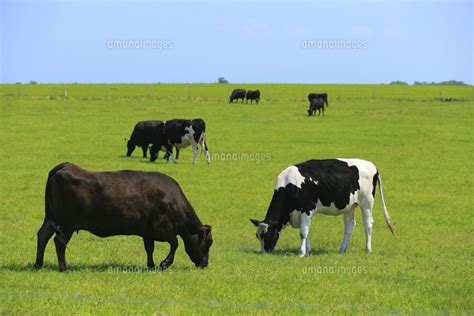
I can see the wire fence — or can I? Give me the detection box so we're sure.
[0,84,473,101]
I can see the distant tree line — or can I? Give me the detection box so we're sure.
[390,80,468,86]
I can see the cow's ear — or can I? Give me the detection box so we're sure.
[250,219,260,227]
[200,225,212,239]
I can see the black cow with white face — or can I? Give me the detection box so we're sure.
[251,159,394,256]
[149,119,210,165]
[126,120,163,158]
[34,163,213,271]
[308,93,329,107]
[246,90,260,104]
[229,89,246,103]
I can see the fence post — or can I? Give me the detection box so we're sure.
[17,84,21,96]
[188,85,191,100]
[63,84,67,97]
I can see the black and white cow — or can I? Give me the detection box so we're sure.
[149,119,210,165]
[251,159,394,257]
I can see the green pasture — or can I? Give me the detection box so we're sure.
[0,84,472,314]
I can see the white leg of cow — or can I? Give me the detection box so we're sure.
[192,143,199,165]
[362,208,374,253]
[201,133,211,164]
[339,209,356,253]
[305,230,311,255]
[299,212,312,257]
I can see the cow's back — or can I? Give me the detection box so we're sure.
[47,163,192,237]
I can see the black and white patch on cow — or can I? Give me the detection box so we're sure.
[149,119,210,165]
[251,159,394,257]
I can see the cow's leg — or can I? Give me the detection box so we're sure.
[361,207,374,254]
[54,229,73,272]
[175,148,180,160]
[191,143,199,165]
[34,220,56,269]
[299,212,313,257]
[339,209,356,253]
[165,145,177,164]
[143,238,155,268]
[141,145,148,158]
[159,236,178,271]
[201,135,211,164]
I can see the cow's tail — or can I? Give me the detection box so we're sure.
[45,163,69,246]
[377,173,395,235]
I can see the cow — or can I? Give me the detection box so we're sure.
[308,93,329,107]
[149,119,210,165]
[126,120,163,158]
[229,89,246,103]
[308,97,325,116]
[250,159,394,257]
[34,163,213,272]
[246,90,261,104]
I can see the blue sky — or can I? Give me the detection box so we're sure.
[0,0,472,84]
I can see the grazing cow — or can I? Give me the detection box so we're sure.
[308,93,329,107]
[126,120,163,158]
[34,163,213,272]
[307,97,325,116]
[251,159,394,257]
[229,89,246,103]
[246,90,261,104]
[149,119,210,165]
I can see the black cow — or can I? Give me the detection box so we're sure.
[307,97,325,116]
[251,159,394,256]
[246,90,261,104]
[149,119,210,164]
[229,89,246,103]
[34,163,213,271]
[126,120,163,158]
[308,93,329,107]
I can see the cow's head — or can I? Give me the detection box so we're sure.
[126,139,135,156]
[250,219,282,253]
[184,225,213,268]
[149,145,159,162]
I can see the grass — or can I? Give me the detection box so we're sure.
[0,84,472,314]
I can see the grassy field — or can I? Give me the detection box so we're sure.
[0,84,472,314]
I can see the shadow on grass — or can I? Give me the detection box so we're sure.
[1,262,196,273]
[117,155,146,159]
[241,247,337,256]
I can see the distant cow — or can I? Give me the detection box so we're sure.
[229,89,246,103]
[150,119,210,165]
[126,120,163,158]
[34,163,213,271]
[307,97,325,116]
[308,93,329,107]
[246,90,261,104]
[251,159,394,257]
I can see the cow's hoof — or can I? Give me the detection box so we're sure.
[33,263,42,269]
[159,261,170,271]
[298,253,305,258]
